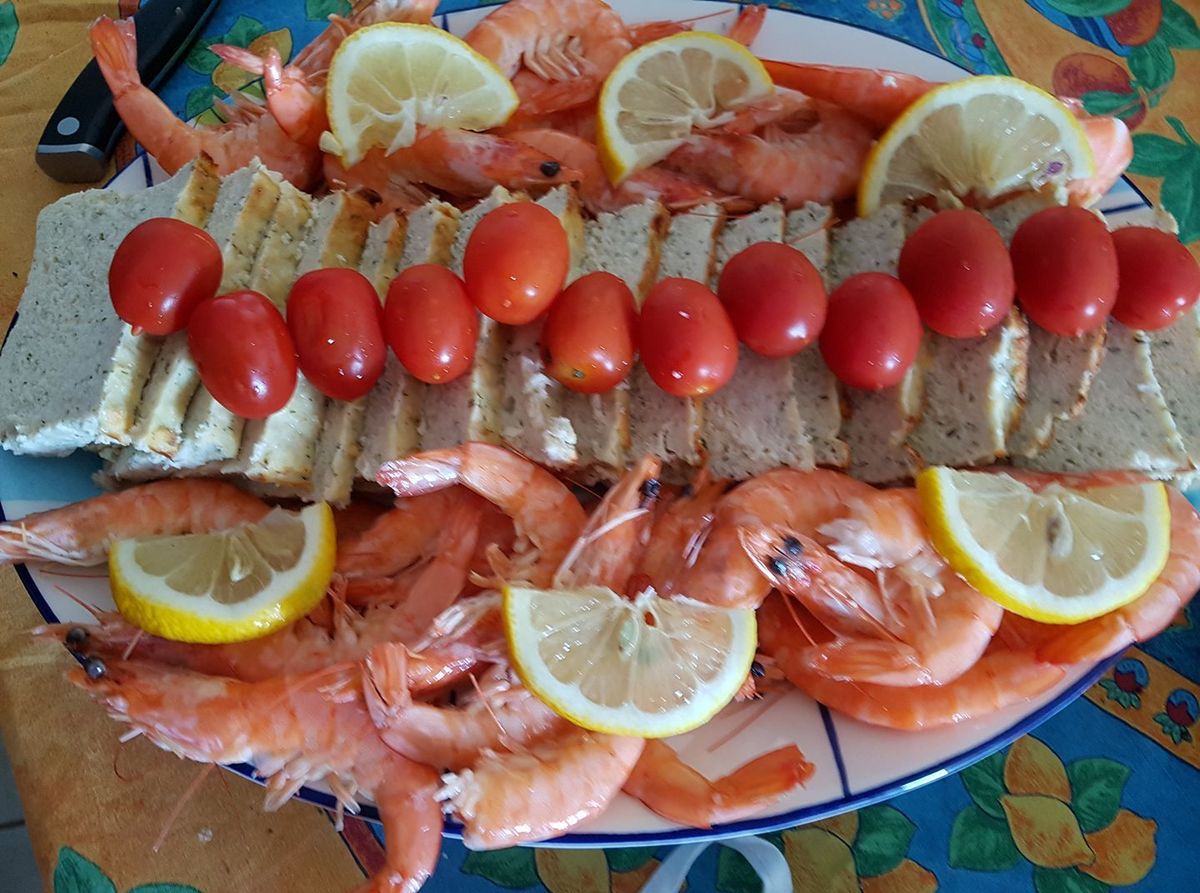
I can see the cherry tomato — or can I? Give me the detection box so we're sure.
[384,264,478,384]
[1110,226,1200,331]
[462,203,569,325]
[717,242,827,357]
[819,273,922,391]
[188,290,297,419]
[898,209,1014,338]
[542,272,637,394]
[1010,206,1118,336]
[108,217,222,335]
[286,268,386,401]
[638,278,738,397]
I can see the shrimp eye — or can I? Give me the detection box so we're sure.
[680,483,694,498]
[751,660,765,677]
[83,657,107,681]
[65,626,89,649]
[782,536,803,556]
[768,556,790,578]
[639,478,661,504]
[540,160,561,177]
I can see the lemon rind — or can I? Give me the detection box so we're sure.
[917,468,1170,624]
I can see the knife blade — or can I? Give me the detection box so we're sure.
[36,0,220,183]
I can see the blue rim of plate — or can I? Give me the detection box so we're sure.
[0,1,1151,848]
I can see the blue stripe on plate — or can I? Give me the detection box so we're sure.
[818,704,851,798]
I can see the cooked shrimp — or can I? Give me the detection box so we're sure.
[1066,109,1133,206]
[344,494,483,641]
[758,594,1066,730]
[441,729,645,849]
[636,473,728,596]
[0,479,270,566]
[666,100,875,208]
[676,468,877,608]
[465,0,632,116]
[69,650,442,891]
[292,0,439,81]
[208,45,327,147]
[623,739,813,828]
[1036,486,1200,665]
[337,492,470,578]
[749,533,1002,686]
[364,647,566,771]
[555,455,660,591]
[324,130,580,208]
[756,61,1130,205]
[89,17,322,189]
[510,129,749,215]
[627,4,767,47]
[377,444,588,588]
[44,592,506,689]
[759,60,935,130]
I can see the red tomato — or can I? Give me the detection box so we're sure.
[898,209,1014,338]
[286,268,386,401]
[108,217,222,335]
[542,272,637,394]
[462,203,569,324]
[1111,226,1200,330]
[384,264,478,384]
[188,290,297,419]
[820,273,922,390]
[1010,206,1118,336]
[717,242,827,357]
[638,278,738,397]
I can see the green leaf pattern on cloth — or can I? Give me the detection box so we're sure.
[0,1,17,68]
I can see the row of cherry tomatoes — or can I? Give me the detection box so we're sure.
[109,200,1200,419]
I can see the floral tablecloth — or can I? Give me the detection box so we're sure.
[2,1,1200,891]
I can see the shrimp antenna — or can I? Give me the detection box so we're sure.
[152,764,215,853]
[53,584,104,620]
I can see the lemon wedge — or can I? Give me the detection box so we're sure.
[858,76,1095,216]
[917,468,1170,624]
[504,584,755,738]
[596,31,773,184]
[109,503,336,644]
[325,22,518,166]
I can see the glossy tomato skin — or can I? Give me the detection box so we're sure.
[1111,226,1200,330]
[463,203,569,325]
[109,217,223,335]
[384,264,478,384]
[542,272,637,394]
[639,278,738,397]
[898,209,1014,338]
[188,290,297,419]
[717,242,827,357]
[1011,206,1118,336]
[286,268,386,401]
[819,273,922,391]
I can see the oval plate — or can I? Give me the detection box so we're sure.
[1,0,1163,850]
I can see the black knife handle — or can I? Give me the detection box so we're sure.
[36,0,218,183]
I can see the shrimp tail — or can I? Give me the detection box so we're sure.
[1035,616,1133,667]
[377,451,464,497]
[362,642,413,727]
[806,638,927,684]
[89,17,139,97]
[208,43,267,76]
[726,4,767,47]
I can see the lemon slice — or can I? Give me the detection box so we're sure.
[917,468,1170,624]
[597,31,773,184]
[109,503,336,644]
[504,584,755,737]
[325,22,518,166]
[858,76,1095,216]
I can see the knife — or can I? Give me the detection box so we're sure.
[36,0,219,183]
